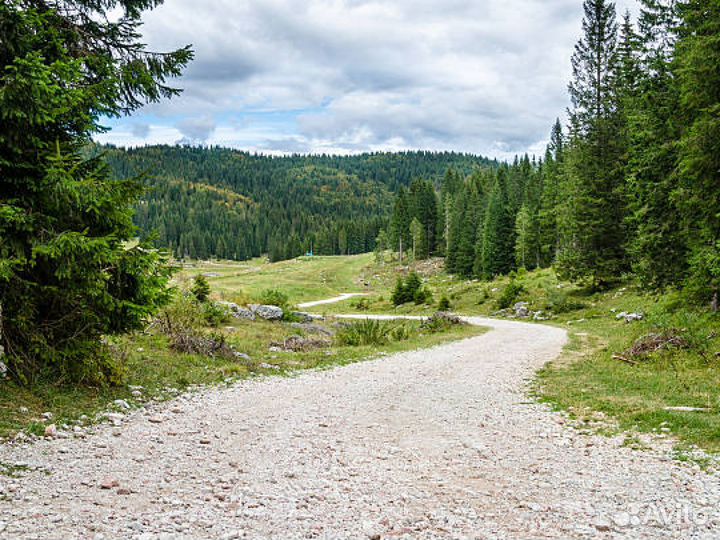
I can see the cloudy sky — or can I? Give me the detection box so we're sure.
[96,0,638,160]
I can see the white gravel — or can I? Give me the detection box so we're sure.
[1,316,719,539]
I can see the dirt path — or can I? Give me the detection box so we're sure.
[297,293,368,308]
[1,316,718,539]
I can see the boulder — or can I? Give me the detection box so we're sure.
[514,302,531,318]
[251,304,284,321]
[271,335,331,352]
[234,307,256,320]
[433,312,462,324]
[217,301,255,321]
[616,312,644,323]
[290,322,335,337]
[291,311,315,323]
[234,352,252,362]
[259,362,281,370]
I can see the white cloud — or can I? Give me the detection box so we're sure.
[100,0,642,159]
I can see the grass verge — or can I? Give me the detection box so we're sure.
[0,315,483,440]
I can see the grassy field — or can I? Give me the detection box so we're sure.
[536,291,720,454]
[176,254,374,305]
[0,254,483,440]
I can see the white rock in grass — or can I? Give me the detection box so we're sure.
[251,304,284,321]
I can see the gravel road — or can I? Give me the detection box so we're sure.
[1,315,719,539]
[297,293,368,308]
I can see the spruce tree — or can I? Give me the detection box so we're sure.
[445,185,467,274]
[409,218,425,261]
[390,187,411,260]
[453,182,482,278]
[626,0,686,289]
[515,205,537,269]
[558,0,627,287]
[676,0,720,306]
[192,275,211,303]
[439,169,463,256]
[408,179,439,257]
[538,120,565,266]
[0,0,191,382]
[478,172,515,279]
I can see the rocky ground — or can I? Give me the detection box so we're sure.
[1,316,719,539]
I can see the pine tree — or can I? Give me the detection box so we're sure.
[0,0,191,383]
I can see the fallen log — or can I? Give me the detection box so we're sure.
[662,407,713,413]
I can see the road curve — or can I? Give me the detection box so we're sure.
[297,293,368,308]
[1,316,719,539]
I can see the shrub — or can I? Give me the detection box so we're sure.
[201,301,230,327]
[649,310,717,361]
[192,275,211,302]
[438,296,452,311]
[390,323,412,342]
[391,277,408,306]
[155,293,236,359]
[335,319,419,346]
[168,328,237,360]
[257,288,296,320]
[156,293,206,332]
[477,287,490,304]
[336,319,391,346]
[544,290,586,314]
[352,297,371,311]
[421,312,463,333]
[496,280,526,309]
[406,272,422,294]
[392,272,426,306]
[414,287,433,305]
[258,289,290,309]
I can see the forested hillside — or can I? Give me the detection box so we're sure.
[103,146,495,262]
[390,0,720,307]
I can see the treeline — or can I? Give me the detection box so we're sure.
[103,146,495,262]
[388,153,551,278]
[390,0,720,305]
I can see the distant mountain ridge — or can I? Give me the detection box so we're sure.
[102,145,496,261]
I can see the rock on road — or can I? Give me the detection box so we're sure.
[1,316,719,539]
